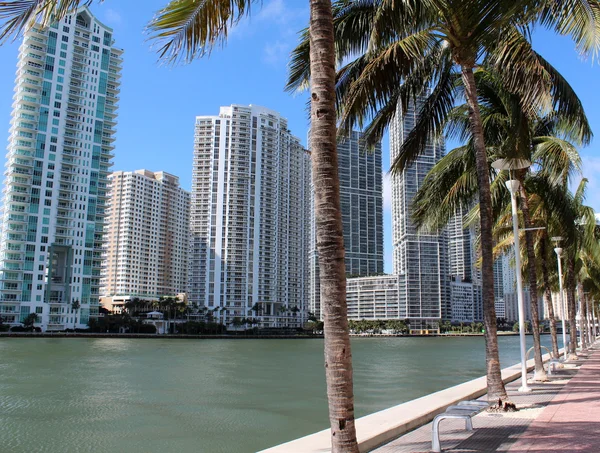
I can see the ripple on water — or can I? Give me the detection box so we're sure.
[0,335,557,453]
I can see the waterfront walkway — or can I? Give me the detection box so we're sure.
[374,342,600,453]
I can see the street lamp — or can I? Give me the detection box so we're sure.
[551,237,568,361]
[492,158,532,392]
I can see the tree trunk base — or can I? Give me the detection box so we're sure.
[487,398,519,413]
[531,369,548,382]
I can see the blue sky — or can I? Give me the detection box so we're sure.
[0,0,598,273]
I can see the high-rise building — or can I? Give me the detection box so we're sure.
[309,131,384,319]
[447,206,473,282]
[101,170,190,305]
[0,7,122,330]
[390,99,449,328]
[189,105,311,327]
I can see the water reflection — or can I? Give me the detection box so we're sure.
[0,335,557,453]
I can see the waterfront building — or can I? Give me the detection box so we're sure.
[0,7,122,330]
[189,105,311,327]
[390,99,449,329]
[309,130,384,319]
[346,275,401,320]
[101,170,190,310]
[504,291,544,323]
[449,276,477,323]
[493,259,506,319]
[447,206,473,282]
[547,292,568,320]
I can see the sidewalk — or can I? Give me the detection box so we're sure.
[373,343,600,453]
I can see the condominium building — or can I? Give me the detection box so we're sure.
[447,206,473,282]
[450,276,477,323]
[0,7,122,330]
[189,105,311,327]
[346,275,401,320]
[309,130,384,319]
[102,170,190,304]
[390,99,449,328]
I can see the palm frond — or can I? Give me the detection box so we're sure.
[147,0,256,64]
[412,144,478,232]
[0,0,91,43]
[539,0,600,58]
[533,136,582,187]
[389,52,456,173]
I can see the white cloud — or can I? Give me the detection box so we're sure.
[104,8,122,26]
[231,0,307,67]
[257,0,306,26]
[263,40,289,65]
[382,171,392,212]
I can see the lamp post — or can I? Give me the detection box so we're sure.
[552,237,568,361]
[492,158,531,392]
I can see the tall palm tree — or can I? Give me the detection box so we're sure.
[288,0,600,402]
[412,65,587,378]
[0,0,359,450]
[562,180,599,357]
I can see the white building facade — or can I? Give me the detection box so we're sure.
[346,275,401,320]
[0,7,122,330]
[310,130,383,319]
[102,170,190,301]
[189,105,311,327]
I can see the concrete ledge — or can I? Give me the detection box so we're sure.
[258,351,559,453]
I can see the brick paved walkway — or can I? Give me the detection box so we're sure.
[373,343,600,453]
[508,345,600,453]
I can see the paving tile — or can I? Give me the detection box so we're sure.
[372,343,600,453]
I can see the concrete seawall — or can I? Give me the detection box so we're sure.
[258,350,558,453]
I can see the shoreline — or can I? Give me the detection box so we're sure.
[258,347,562,453]
[0,331,548,339]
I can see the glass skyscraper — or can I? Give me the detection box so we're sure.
[390,99,449,327]
[0,7,122,330]
[309,131,384,319]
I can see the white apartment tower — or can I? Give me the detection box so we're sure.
[189,105,311,327]
[0,7,122,330]
[390,99,449,328]
[309,131,384,319]
[102,170,190,299]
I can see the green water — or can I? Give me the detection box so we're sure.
[0,335,556,453]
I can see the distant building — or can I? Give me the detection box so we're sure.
[390,98,449,329]
[189,105,311,327]
[450,277,477,323]
[504,291,544,323]
[309,130,384,319]
[346,275,401,320]
[102,170,190,305]
[0,7,122,330]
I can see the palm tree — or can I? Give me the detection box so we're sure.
[411,66,587,385]
[562,180,599,357]
[288,0,600,402]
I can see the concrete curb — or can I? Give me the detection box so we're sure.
[258,350,561,453]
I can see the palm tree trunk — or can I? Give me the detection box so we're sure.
[309,1,358,450]
[566,256,578,356]
[460,64,507,401]
[518,184,546,380]
[577,284,589,348]
[540,236,560,359]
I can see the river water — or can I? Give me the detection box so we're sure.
[0,335,556,453]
